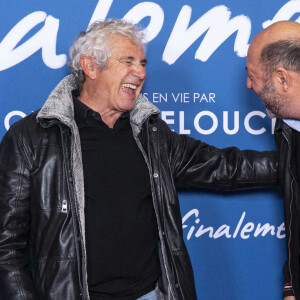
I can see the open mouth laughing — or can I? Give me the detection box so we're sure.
[121,83,138,97]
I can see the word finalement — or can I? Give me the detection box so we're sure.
[182,209,285,240]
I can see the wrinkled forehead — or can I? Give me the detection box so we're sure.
[109,33,143,47]
[108,34,145,57]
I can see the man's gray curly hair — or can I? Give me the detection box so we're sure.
[69,18,146,91]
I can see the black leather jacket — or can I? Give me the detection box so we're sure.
[275,119,300,299]
[0,75,278,300]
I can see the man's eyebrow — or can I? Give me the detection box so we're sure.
[119,56,135,61]
[119,56,147,65]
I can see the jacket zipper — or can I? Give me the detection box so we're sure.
[132,121,178,300]
[61,200,68,213]
[282,130,296,295]
[58,124,88,300]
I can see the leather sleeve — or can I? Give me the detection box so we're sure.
[159,120,278,189]
[0,124,37,299]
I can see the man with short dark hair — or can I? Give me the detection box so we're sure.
[246,20,300,300]
[0,19,277,300]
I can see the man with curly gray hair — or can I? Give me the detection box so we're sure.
[0,18,278,300]
[69,19,146,93]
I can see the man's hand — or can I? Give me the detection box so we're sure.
[284,296,296,300]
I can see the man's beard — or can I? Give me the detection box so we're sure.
[258,78,287,118]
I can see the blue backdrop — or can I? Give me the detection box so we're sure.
[1,0,299,299]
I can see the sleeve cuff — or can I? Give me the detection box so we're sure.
[283,283,294,298]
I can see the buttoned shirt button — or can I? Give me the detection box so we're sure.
[152,126,157,132]
[153,173,159,178]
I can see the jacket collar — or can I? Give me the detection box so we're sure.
[275,118,294,136]
[37,74,160,135]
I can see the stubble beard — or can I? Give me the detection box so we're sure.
[258,78,287,119]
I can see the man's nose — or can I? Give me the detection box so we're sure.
[132,63,146,81]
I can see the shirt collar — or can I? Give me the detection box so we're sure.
[73,94,93,120]
[283,118,300,132]
[72,90,130,121]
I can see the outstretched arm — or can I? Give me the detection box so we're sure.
[159,121,278,189]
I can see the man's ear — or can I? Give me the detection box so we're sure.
[273,67,289,92]
[80,55,97,80]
